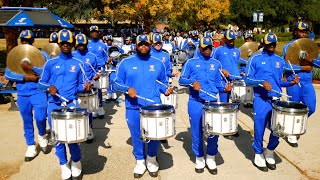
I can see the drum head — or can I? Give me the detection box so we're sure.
[51,107,88,116]
[140,104,175,115]
[272,101,308,113]
[232,80,246,86]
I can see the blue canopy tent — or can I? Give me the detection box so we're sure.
[0,7,74,28]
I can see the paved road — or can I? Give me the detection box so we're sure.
[0,82,319,180]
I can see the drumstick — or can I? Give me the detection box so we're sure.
[86,62,98,74]
[287,60,301,87]
[189,84,217,99]
[125,92,155,103]
[219,69,229,83]
[258,84,292,98]
[156,80,178,93]
[79,64,94,93]
[56,93,69,102]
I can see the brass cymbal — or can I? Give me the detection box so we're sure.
[42,43,61,58]
[6,44,45,75]
[285,38,318,65]
[239,42,259,60]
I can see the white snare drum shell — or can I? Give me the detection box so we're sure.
[141,116,176,140]
[203,110,238,135]
[160,94,178,109]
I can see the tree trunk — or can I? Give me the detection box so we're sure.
[3,27,18,53]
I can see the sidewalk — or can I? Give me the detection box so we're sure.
[0,83,319,180]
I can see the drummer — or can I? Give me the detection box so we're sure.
[87,25,107,118]
[282,22,320,147]
[5,30,49,161]
[113,35,174,178]
[245,33,300,171]
[193,32,215,58]
[39,29,92,179]
[213,29,241,102]
[181,30,200,55]
[72,33,100,143]
[179,37,232,175]
[122,37,136,54]
[105,35,124,100]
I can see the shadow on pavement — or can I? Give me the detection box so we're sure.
[239,103,254,120]
[175,128,225,166]
[80,98,118,175]
[158,143,173,170]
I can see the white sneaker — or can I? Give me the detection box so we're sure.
[195,156,205,173]
[288,135,297,143]
[254,154,268,171]
[38,135,48,154]
[146,155,159,176]
[134,159,146,178]
[264,149,276,170]
[71,161,82,178]
[98,106,105,116]
[92,111,98,118]
[111,93,117,99]
[106,93,112,100]
[61,163,72,180]
[25,145,38,162]
[206,155,217,174]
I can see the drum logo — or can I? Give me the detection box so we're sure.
[70,65,76,72]
[275,61,280,68]
[149,65,155,71]
[210,64,215,70]
[159,122,163,126]
[296,119,300,123]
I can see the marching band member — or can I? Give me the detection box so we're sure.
[245,33,300,171]
[162,32,175,56]
[105,35,124,100]
[282,22,320,147]
[193,31,215,58]
[5,30,49,161]
[87,25,107,118]
[113,35,174,178]
[39,29,91,179]
[122,37,135,54]
[179,37,231,174]
[174,32,183,50]
[214,29,241,102]
[72,33,100,143]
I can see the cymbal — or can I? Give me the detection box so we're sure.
[285,38,318,65]
[6,44,45,75]
[239,42,259,60]
[42,43,61,58]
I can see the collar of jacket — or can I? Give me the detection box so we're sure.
[59,52,73,59]
[76,48,88,55]
[198,52,211,61]
[262,49,275,56]
[151,46,162,53]
[136,53,151,61]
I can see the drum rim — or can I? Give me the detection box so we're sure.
[203,102,240,112]
[51,107,89,116]
[232,80,246,86]
[272,100,309,113]
[140,104,175,114]
[77,90,98,96]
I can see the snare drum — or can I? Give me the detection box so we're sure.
[203,102,239,136]
[93,72,109,89]
[140,104,176,140]
[160,93,178,109]
[231,80,253,103]
[78,89,99,112]
[271,101,309,137]
[51,108,89,143]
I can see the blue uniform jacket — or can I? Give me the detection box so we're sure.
[245,50,291,98]
[72,49,98,80]
[151,47,172,78]
[5,50,48,96]
[283,39,320,84]
[113,54,168,110]
[214,45,241,80]
[38,53,85,104]
[88,39,108,69]
[179,54,226,102]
